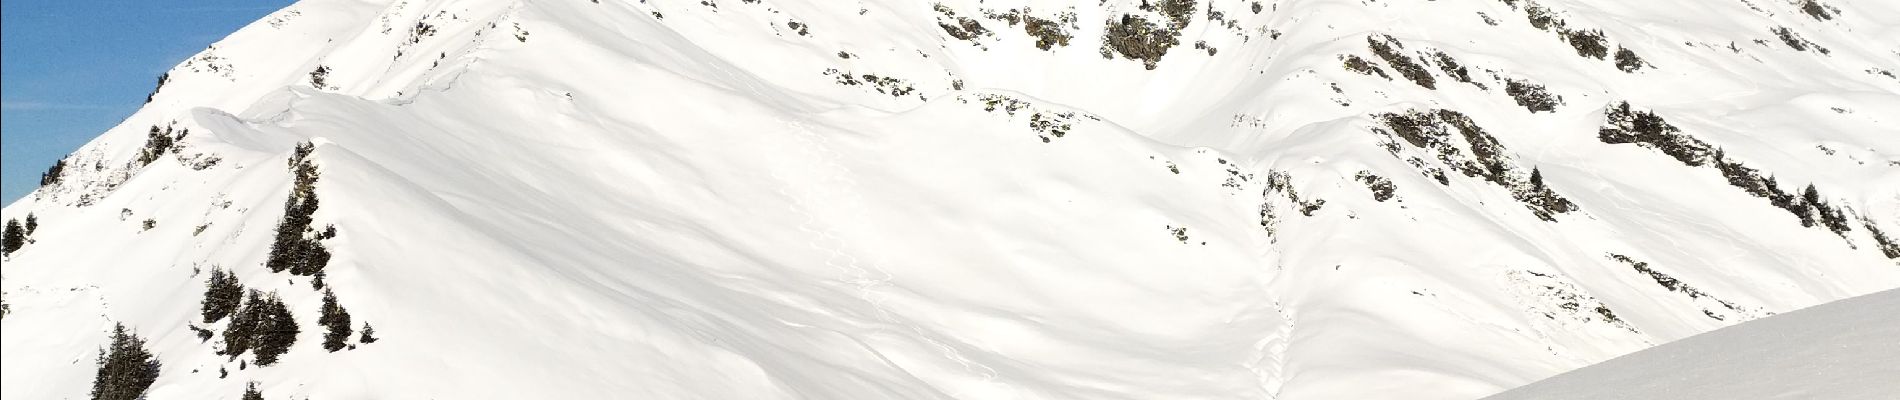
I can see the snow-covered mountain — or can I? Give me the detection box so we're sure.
[1486,287,1900,400]
[4,0,1897,398]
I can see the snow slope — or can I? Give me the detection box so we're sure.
[1487,287,1900,400]
[4,0,1898,399]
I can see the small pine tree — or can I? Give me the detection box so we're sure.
[318,289,352,352]
[1799,184,1823,227]
[24,213,38,235]
[201,268,245,323]
[359,323,378,344]
[90,323,161,400]
[3,219,24,255]
[242,381,265,400]
[308,66,329,89]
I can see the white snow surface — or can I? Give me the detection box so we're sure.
[3,0,1899,398]
[1487,287,1900,400]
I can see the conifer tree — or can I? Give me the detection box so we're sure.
[1799,184,1823,227]
[266,142,332,277]
[224,290,267,357]
[242,381,265,400]
[359,323,378,344]
[41,157,67,187]
[223,290,298,365]
[201,268,245,323]
[318,289,353,352]
[3,219,24,255]
[250,293,299,366]
[90,323,161,400]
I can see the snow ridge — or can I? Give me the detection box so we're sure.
[4,0,1898,398]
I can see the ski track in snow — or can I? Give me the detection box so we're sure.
[1244,301,1294,400]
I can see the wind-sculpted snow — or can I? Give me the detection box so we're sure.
[1487,288,1900,400]
[4,0,1898,398]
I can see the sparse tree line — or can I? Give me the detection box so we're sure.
[145,72,170,103]
[28,121,186,205]
[200,267,369,363]
[86,322,285,399]
[84,141,372,400]
[1602,102,1894,258]
[4,213,40,256]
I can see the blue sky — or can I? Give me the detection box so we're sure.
[3,0,291,203]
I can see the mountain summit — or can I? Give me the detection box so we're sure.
[4,0,1897,398]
